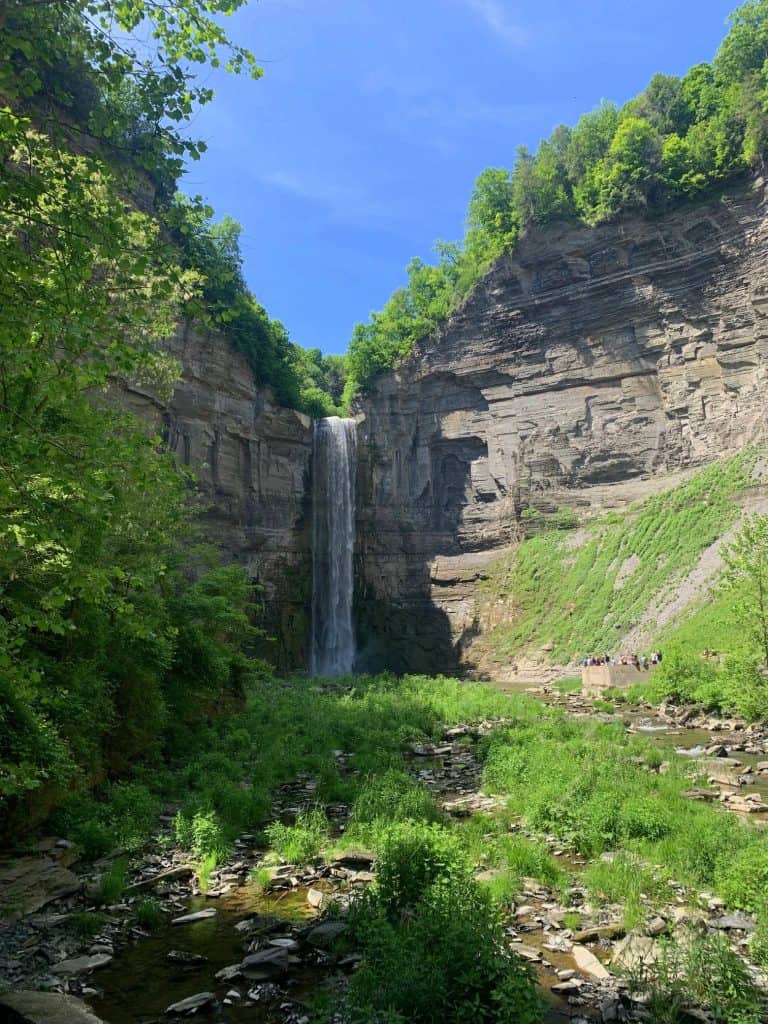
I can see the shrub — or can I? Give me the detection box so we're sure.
[715,840,768,912]
[346,769,441,845]
[174,808,229,861]
[374,823,470,919]
[750,904,768,969]
[626,930,762,1024]
[52,781,159,859]
[583,851,668,930]
[94,858,128,905]
[265,806,329,866]
[346,823,543,1024]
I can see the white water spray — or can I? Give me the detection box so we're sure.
[310,417,357,676]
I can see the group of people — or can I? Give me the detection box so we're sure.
[582,650,663,670]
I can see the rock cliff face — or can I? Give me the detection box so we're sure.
[122,324,314,668]
[356,178,768,673]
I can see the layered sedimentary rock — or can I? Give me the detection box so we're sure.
[356,178,768,672]
[122,324,313,667]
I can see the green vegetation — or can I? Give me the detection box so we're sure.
[479,708,768,936]
[345,769,441,847]
[135,897,165,931]
[93,858,128,905]
[628,647,768,721]
[484,451,759,664]
[0,0,327,828]
[343,1,768,402]
[583,851,670,930]
[265,807,330,865]
[65,911,108,940]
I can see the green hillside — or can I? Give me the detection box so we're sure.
[482,449,765,665]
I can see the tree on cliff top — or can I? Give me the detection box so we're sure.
[343,0,768,405]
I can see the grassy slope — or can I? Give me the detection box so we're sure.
[481,449,763,665]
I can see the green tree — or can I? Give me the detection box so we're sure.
[723,515,768,668]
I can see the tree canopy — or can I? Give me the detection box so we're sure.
[0,0,279,813]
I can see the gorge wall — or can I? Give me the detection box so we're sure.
[355,177,768,674]
[122,325,314,668]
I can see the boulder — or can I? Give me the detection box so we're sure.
[0,857,81,920]
[305,920,347,949]
[0,991,107,1024]
[240,947,293,980]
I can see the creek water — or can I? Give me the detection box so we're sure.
[310,418,357,677]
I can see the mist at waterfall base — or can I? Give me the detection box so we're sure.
[310,417,357,676]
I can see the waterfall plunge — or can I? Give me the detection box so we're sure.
[310,417,357,676]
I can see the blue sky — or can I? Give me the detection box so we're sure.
[183,0,736,355]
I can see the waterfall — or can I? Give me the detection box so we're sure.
[310,416,357,676]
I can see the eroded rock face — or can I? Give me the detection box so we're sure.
[356,179,768,671]
[122,324,313,668]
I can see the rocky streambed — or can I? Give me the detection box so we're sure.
[2,687,768,1024]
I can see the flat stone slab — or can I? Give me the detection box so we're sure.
[240,947,292,980]
[0,991,107,1024]
[51,954,112,975]
[572,944,610,980]
[0,857,81,920]
[165,992,215,1015]
[172,908,217,925]
[331,849,376,869]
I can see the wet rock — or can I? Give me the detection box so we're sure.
[172,908,217,925]
[710,912,755,932]
[215,964,242,982]
[0,991,107,1024]
[241,947,293,980]
[552,979,582,993]
[574,923,624,943]
[514,944,542,962]
[51,954,112,976]
[247,983,282,1002]
[331,850,375,870]
[268,938,300,952]
[165,991,215,1014]
[167,950,208,965]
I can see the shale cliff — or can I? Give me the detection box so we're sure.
[355,177,768,674]
[122,325,314,667]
